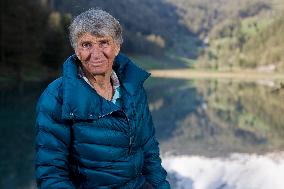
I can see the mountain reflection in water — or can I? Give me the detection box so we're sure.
[145,78,284,157]
[145,78,284,189]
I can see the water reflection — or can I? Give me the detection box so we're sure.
[0,81,49,189]
[145,78,284,156]
[145,78,284,189]
[0,78,283,188]
[163,152,284,189]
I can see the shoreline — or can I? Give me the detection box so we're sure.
[1,69,284,83]
[149,69,284,80]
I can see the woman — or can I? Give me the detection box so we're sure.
[35,9,170,189]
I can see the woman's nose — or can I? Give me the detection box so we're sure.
[90,44,101,53]
[89,45,104,57]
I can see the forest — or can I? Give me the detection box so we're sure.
[1,0,284,81]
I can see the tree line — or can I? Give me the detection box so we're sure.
[166,0,284,71]
[1,0,72,80]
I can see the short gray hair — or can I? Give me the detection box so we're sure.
[69,8,123,49]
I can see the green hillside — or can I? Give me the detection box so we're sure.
[168,0,284,72]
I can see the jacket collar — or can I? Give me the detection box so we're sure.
[61,53,150,120]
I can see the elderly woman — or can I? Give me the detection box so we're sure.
[35,9,170,189]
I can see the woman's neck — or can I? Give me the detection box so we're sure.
[90,73,112,90]
[83,68,113,100]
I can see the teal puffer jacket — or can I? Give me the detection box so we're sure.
[35,54,170,189]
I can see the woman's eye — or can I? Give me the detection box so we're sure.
[82,42,92,48]
[100,41,109,48]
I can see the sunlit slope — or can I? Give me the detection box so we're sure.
[167,0,284,71]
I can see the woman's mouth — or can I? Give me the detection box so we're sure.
[88,61,105,66]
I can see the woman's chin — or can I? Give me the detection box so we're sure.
[85,64,107,74]
[90,68,109,76]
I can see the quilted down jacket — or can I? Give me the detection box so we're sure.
[35,54,170,189]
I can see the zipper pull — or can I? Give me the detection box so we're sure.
[128,136,134,154]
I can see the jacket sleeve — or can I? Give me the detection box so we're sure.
[35,89,76,189]
[140,89,171,189]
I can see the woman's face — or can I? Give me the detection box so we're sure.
[75,33,120,76]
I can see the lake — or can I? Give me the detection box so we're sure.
[0,77,283,189]
[146,77,284,189]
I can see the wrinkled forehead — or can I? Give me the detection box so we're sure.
[76,32,114,43]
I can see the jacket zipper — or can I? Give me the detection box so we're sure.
[99,110,133,155]
[98,110,116,119]
[121,111,133,155]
